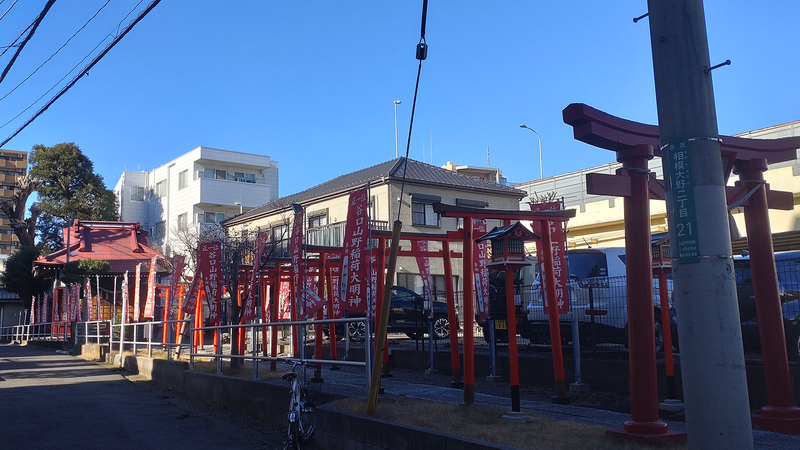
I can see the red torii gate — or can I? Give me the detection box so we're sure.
[564,103,800,436]
[434,203,576,404]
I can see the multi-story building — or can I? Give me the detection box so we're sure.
[223,157,525,295]
[0,149,26,254]
[113,146,279,255]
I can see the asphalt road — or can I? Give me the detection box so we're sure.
[0,344,287,450]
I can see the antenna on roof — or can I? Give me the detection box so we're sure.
[487,146,490,167]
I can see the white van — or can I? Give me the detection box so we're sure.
[525,248,676,349]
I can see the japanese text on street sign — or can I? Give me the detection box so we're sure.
[531,202,570,314]
[665,137,700,264]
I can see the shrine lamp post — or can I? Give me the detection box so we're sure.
[520,124,543,179]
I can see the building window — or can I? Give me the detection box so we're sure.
[215,169,227,180]
[203,169,215,178]
[308,213,327,229]
[155,180,167,198]
[412,202,438,227]
[177,213,188,228]
[397,273,416,291]
[178,170,188,190]
[271,224,290,258]
[130,186,145,202]
[203,212,226,224]
[153,221,165,242]
[370,195,378,221]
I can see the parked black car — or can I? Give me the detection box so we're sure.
[735,251,800,360]
[345,286,452,341]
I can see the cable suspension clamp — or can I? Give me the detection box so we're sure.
[704,59,731,74]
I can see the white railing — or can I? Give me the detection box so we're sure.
[189,317,372,391]
[76,320,112,345]
[0,322,69,343]
[110,319,192,361]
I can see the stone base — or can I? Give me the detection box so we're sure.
[569,382,591,394]
[659,399,685,412]
[752,414,800,435]
[606,428,687,443]
[502,411,530,422]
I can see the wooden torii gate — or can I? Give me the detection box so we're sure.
[564,103,800,436]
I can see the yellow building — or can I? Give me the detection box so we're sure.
[0,149,26,255]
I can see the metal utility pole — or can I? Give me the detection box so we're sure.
[647,1,753,448]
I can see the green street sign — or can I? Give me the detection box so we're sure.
[664,137,700,264]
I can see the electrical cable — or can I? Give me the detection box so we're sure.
[0,0,112,104]
[0,0,20,25]
[0,18,34,59]
[396,0,429,222]
[0,0,57,87]
[0,0,145,130]
[0,0,161,147]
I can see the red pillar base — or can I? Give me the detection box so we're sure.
[606,420,686,444]
[752,406,800,434]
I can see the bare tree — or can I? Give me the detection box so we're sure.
[0,174,42,247]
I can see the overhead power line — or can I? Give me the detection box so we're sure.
[0,0,57,86]
[0,0,162,148]
[0,0,20,25]
[0,0,112,104]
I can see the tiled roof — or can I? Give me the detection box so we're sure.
[33,221,166,275]
[227,158,525,224]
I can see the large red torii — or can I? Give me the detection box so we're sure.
[563,103,800,436]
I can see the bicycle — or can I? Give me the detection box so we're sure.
[281,358,315,450]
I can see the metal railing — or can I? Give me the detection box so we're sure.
[0,322,69,343]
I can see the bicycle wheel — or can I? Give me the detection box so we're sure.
[286,420,300,450]
[298,388,315,443]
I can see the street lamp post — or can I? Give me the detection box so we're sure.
[234,202,242,214]
[520,124,543,179]
[394,100,402,158]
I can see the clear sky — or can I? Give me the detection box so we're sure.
[0,1,797,198]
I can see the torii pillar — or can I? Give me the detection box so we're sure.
[565,102,800,437]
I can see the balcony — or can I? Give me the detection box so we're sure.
[306,220,390,248]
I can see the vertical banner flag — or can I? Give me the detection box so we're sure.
[341,188,368,313]
[62,288,70,322]
[473,219,490,320]
[169,255,186,318]
[198,242,223,323]
[414,240,434,318]
[72,285,81,321]
[290,208,305,317]
[144,256,158,319]
[53,289,60,322]
[121,273,129,321]
[181,276,200,313]
[243,231,269,321]
[302,267,325,318]
[327,255,344,319]
[44,293,51,323]
[38,294,44,323]
[86,278,94,321]
[30,296,36,325]
[278,280,292,320]
[133,263,142,321]
[531,202,570,314]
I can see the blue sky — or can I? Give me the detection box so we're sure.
[0,1,797,198]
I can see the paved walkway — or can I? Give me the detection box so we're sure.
[0,344,284,450]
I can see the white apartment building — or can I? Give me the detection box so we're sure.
[114,146,279,253]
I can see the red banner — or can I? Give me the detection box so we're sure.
[243,231,269,322]
[290,209,305,317]
[30,296,36,325]
[473,219,490,320]
[341,188,369,313]
[328,261,343,319]
[181,276,200,314]
[531,202,570,314]
[278,280,292,320]
[133,263,142,322]
[301,267,324,318]
[168,255,185,317]
[72,285,81,321]
[144,256,158,319]
[85,278,94,321]
[414,240,433,318]
[121,273,129,322]
[198,241,223,324]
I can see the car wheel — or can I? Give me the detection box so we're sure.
[433,316,450,339]
[788,325,800,361]
[348,321,365,341]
